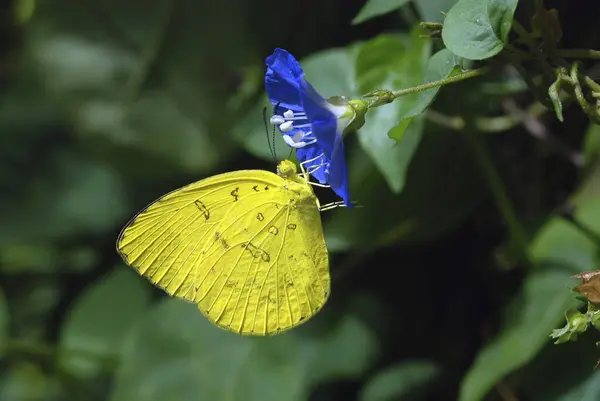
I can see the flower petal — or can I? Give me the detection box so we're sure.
[265,48,305,111]
[327,134,351,206]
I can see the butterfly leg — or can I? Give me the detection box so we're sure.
[319,201,347,211]
[300,153,326,175]
[308,181,330,188]
[299,154,330,186]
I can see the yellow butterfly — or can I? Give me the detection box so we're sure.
[117,159,343,335]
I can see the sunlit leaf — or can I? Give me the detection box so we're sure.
[442,0,519,60]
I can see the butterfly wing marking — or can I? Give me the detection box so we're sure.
[117,170,284,300]
[194,197,330,335]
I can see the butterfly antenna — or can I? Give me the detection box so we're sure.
[262,106,276,161]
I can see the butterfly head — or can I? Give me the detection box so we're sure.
[277,159,298,178]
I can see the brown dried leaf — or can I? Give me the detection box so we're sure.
[573,270,600,304]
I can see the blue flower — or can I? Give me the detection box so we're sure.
[265,48,352,206]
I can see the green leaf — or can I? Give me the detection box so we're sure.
[414,0,458,22]
[388,48,463,142]
[234,47,357,160]
[458,268,579,401]
[111,298,378,401]
[58,267,151,378]
[442,0,519,60]
[359,360,440,401]
[352,0,411,25]
[355,28,431,193]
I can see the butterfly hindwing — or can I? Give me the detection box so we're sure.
[195,197,329,334]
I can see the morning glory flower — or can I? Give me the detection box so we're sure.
[265,48,367,206]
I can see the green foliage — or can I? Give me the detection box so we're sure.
[110,298,377,401]
[5,0,600,400]
[442,0,519,60]
[356,28,431,193]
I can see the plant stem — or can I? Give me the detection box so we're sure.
[391,67,490,98]
[464,130,531,266]
[555,49,600,60]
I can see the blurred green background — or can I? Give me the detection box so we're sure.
[3,0,600,400]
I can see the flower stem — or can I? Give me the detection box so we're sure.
[463,130,531,266]
[391,67,490,98]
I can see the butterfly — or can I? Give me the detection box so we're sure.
[117,158,344,335]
